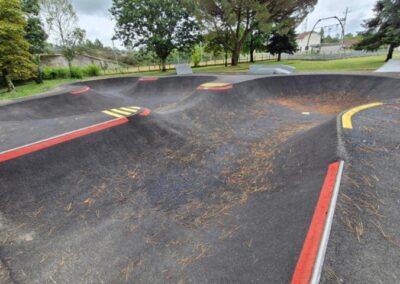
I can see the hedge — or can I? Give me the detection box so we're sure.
[42,65,102,80]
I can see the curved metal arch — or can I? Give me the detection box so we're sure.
[305,16,345,52]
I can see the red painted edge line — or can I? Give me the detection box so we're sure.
[196,85,233,91]
[70,86,91,95]
[291,161,341,284]
[139,77,159,81]
[139,108,151,117]
[0,118,128,163]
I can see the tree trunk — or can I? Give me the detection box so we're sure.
[231,7,242,66]
[2,69,15,92]
[386,44,395,62]
[231,45,240,66]
[161,58,166,72]
[277,53,282,61]
[67,59,72,76]
[36,55,44,84]
[250,33,254,63]
[224,50,228,67]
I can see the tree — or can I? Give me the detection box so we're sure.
[22,0,48,54]
[204,30,232,66]
[0,0,36,91]
[84,39,104,50]
[323,35,340,43]
[319,27,325,43]
[22,0,48,84]
[41,0,86,73]
[267,28,297,61]
[195,0,317,66]
[355,0,400,62]
[243,26,269,63]
[110,0,201,71]
[60,28,86,70]
[192,45,202,67]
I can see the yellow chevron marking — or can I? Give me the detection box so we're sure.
[120,107,139,112]
[102,110,125,118]
[110,108,132,115]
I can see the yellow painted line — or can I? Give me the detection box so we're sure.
[200,82,230,87]
[120,107,139,113]
[102,110,125,118]
[129,106,141,110]
[110,108,132,115]
[342,102,384,129]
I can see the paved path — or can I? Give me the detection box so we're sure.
[375,59,400,72]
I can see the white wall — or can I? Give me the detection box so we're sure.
[319,45,343,53]
[41,55,121,69]
[296,33,321,52]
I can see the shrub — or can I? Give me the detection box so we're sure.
[83,64,101,76]
[192,47,202,67]
[70,66,84,79]
[43,67,56,80]
[55,67,70,79]
[42,64,102,80]
[43,67,70,79]
[35,67,44,84]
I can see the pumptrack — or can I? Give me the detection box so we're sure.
[0,74,399,283]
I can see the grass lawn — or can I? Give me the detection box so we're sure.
[0,70,175,101]
[194,54,390,73]
[0,79,77,100]
[0,54,392,101]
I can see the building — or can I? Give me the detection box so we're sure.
[316,38,361,53]
[296,32,322,52]
[40,54,122,69]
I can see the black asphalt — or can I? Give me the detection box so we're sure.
[321,100,400,283]
[0,74,399,283]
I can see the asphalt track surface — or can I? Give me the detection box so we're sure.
[0,74,399,283]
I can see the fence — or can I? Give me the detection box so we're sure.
[102,49,389,75]
[102,53,278,75]
[282,49,388,61]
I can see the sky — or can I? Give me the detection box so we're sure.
[298,0,377,36]
[68,0,377,48]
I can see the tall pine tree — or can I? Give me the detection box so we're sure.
[0,0,36,91]
[22,0,48,54]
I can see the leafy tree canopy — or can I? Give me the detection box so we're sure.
[194,0,317,65]
[266,28,297,61]
[110,0,201,71]
[204,30,232,66]
[41,0,86,71]
[243,25,269,62]
[22,0,40,15]
[0,0,36,91]
[22,0,48,54]
[356,0,400,61]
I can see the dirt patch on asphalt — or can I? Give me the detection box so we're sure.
[171,121,317,231]
[268,92,371,114]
